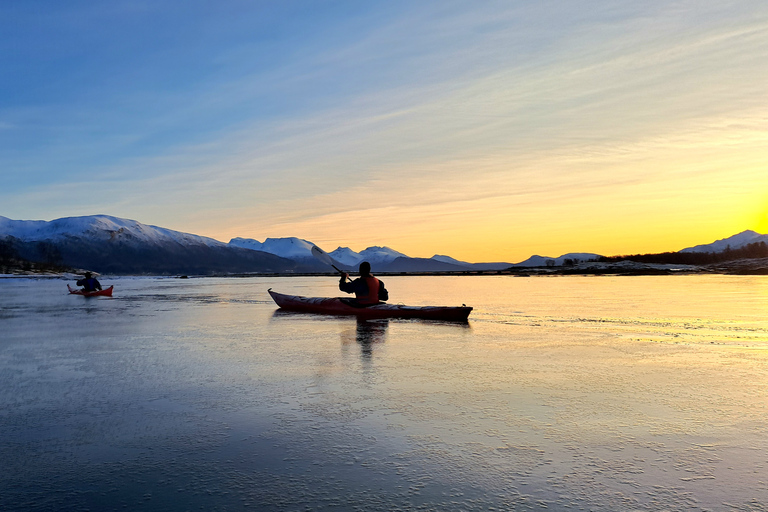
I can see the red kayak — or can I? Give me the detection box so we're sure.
[269,289,471,321]
[68,285,114,297]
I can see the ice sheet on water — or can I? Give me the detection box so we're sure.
[1,275,767,511]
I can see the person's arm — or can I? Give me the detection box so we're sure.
[378,280,388,302]
[94,279,102,291]
[339,274,356,294]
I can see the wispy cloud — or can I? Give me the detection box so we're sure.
[1,1,767,259]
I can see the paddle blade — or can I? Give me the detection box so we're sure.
[311,245,334,266]
[311,245,344,274]
[312,245,335,267]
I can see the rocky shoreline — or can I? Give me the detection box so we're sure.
[6,258,768,279]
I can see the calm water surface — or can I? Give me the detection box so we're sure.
[1,275,767,511]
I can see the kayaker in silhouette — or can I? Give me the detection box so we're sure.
[340,261,388,305]
[76,272,102,293]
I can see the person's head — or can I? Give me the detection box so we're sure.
[84,272,92,278]
[359,261,371,276]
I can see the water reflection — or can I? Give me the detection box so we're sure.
[341,318,389,361]
[4,276,768,511]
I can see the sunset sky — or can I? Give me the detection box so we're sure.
[2,1,767,263]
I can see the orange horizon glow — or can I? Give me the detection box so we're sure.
[2,3,766,264]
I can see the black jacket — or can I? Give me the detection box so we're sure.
[76,277,101,292]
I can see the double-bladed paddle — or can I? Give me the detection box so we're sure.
[311,245,345,276]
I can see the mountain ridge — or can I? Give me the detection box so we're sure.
[0,215,298,275]
[680,230,768,253]
[2,214,765,274]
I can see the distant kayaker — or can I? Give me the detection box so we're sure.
[340,261,388,305]
[76,272,102,293]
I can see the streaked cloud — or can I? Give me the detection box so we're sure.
[1,1,766,261]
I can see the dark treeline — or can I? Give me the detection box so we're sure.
[0,238,69,273]
[600,241,768,265]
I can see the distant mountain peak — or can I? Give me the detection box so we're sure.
[329,247,363,267]
[513,253,601,267]
[0,214,296,274]
[229,236,315,260]
[358,246,408,264]
[10,214,763,275]
[680,230,768,253]
[431,254,469,265]
[1,214,225,248]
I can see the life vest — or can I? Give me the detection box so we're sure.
[356,276,381,305]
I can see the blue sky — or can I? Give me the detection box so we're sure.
[2,1,767,261]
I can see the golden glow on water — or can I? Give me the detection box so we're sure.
[2,275,768,510]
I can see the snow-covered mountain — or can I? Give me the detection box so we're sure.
[11,213,764,275]
[358,246,408,265]
[0,215,297,275]
[0,215,596,274]
[229,237,315,260]
[513,253,601,267]
[327,246,511,272]
[228,237,354,271]
[681,230,768,253]
[329,247,364,267]
[241,239,479,272]
[228,239,409,267]
[0,214,224,248]
[229,238,412,269]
